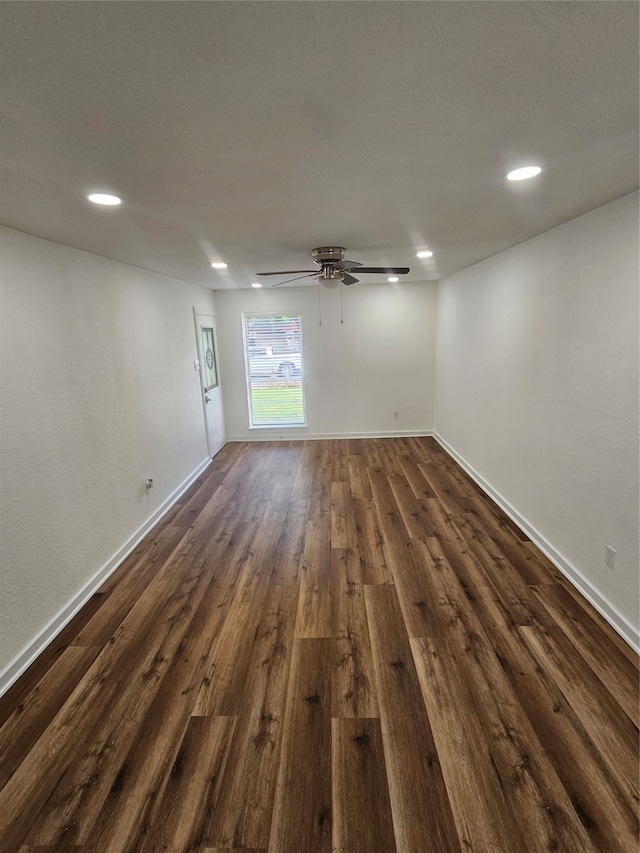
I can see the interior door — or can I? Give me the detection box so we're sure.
[194,311,226,458]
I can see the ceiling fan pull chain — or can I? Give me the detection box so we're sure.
[318,283,322,326]
[340,282,344,324]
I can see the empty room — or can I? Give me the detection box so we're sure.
[0,2,638,852]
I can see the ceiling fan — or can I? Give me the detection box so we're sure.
[257,247,410,288]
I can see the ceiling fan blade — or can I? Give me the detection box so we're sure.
[334,260,362,269]
[353,267,410,275]
[341,272,359,286]
[257,269,317,276]
[271,273,318,287]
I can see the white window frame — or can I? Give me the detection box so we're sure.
[242,311,307,429]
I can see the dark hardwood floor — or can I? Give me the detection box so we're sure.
[0,437,638,852]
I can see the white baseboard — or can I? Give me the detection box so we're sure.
[434,433,639,654]
[0,456,214,698]
[228,429,434,442]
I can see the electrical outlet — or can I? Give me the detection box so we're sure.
[605,545,616,570]
[393,410,399,419]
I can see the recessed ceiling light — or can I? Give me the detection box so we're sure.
[251,282,262,288]
[506,166,542,182]
[416,250,433,259]
[87,192,122,206]
[211,261,228,270]
[388,276,399,283]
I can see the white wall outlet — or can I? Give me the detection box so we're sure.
[605,545,616,570]
[145,478,155,491]
[194,359,200,371]
[393,410,399,419]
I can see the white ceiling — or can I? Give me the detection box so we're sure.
[1,2,638,289]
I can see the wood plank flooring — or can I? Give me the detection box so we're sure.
[0,437,638,852]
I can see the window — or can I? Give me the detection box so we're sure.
[242,312,306,428]
[200,326,218,390]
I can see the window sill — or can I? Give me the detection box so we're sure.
[248,424,308,430]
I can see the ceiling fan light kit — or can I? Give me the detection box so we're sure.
[257,247,410,288]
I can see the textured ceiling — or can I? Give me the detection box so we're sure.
[0,1,638,289]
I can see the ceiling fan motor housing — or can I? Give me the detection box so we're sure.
[313,247,347,286]
[311,247,346,266]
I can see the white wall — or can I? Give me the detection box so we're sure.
[435,192,639,647]
[0,227,217,687]
[214,281,438,440]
